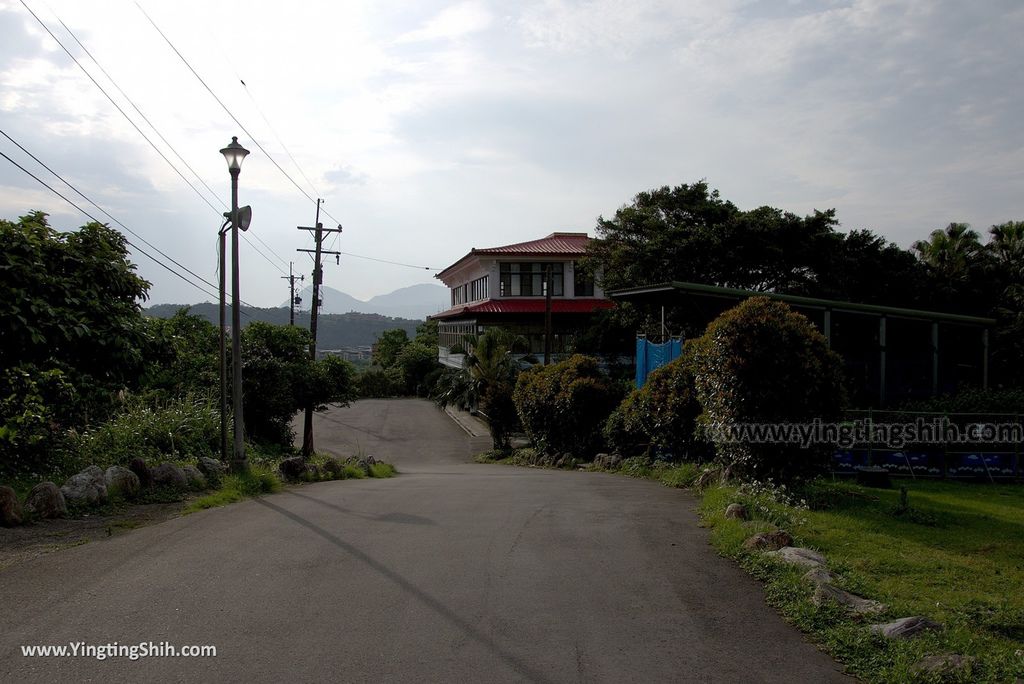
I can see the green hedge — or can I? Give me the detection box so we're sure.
[513,355,618,458]
[604,347,703,458]
[691,296,847,482]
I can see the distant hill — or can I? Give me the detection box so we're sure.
[285,283,448,320]
[145,303,420,349]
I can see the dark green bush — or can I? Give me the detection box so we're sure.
[900,387,1024,415]
[72,392,220,466]
[604,348,703,458]
[691,296,847,483]
[356,367,404,398]
[513,355,618,458]
[0,365,76,479]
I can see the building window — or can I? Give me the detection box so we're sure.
[573,262,594,297]
[470,275,488,302]
[438,320,477,351]
[500,262,563,297]
[452,276,489,306]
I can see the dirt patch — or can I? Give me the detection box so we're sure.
[0,500,188,571]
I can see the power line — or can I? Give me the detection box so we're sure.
[0,127,219,294]
[36,0,290,278]
[134,1,346,227]
[0,146,221,303]
[45,2,225,212]
[340,251,439,271]
[0,129,259,314]
[18,0,222,217]
[241,81,322,201]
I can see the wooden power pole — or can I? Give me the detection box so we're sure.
[281,261,304,326]
[297,199,341,458]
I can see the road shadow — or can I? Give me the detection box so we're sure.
[284,489,436,526]
[254,497,557,684]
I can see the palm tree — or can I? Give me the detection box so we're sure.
[436,328,527,451]
[988,221,1024,267]
[912,222,984,282]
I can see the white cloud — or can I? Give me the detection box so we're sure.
[395,2,493,43]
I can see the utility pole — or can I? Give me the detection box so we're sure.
[297,199,342,458]
[544,263,553,365]
[281,261,304,326]
[218,220,229,464]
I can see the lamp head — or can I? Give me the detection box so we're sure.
[220,136,250,172]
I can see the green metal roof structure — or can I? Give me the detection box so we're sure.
[608,281,996,326]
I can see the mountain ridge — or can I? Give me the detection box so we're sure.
[284,283,448,320]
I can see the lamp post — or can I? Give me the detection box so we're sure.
[220,136,249,473]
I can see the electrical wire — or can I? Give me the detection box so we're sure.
[340,251,439,271]
[0,129,257,313]
[0,147,221,303]
[18,0,223,216]
[35,0,291,278]
[134,1,346,226]
[0,127,218,293]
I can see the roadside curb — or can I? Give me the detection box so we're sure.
[443,406,489,438]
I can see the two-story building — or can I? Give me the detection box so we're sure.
[431,232,612,368]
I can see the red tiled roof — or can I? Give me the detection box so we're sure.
[475,232,591,255]
[430,298,613,320]
[436,232,593,280]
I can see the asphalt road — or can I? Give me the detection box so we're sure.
[0,399,850,683]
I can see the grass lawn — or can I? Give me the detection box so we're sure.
[701,478,1024,683]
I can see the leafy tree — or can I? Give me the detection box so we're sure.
[414,319,439,348]
[394,342,440,396]
[373,328,410,368]
[584,181,739,294]
[0,211,150,407]
[140,308,219,396]
[808,229,930,307]
[987,221,1024,386]
[1,211,151,476]
[241,322,355,446]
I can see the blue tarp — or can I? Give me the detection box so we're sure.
[635,337,683,388]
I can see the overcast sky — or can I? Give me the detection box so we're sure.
[1,0,1022,307]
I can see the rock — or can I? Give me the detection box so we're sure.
[765,546,827,568]
[0,485,23,527]
[322,458,344,479]
[812,583,886,615]
[742,530,793,551]
[23,481,66,519]
[913,654,975,677]
[61,466,108,505]
[181,465,208,490]
[150,463,189,490]
[104,466,141,499]
[128,458,153,490]
[802,567,836,586]
[355,458,372,475]
[869,616,941,640]
[197,457,226,482]
[365,455,376,466]
[724,503,748,520]
[279,456,308,481]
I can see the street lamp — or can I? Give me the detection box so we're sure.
[220,136,249,473]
